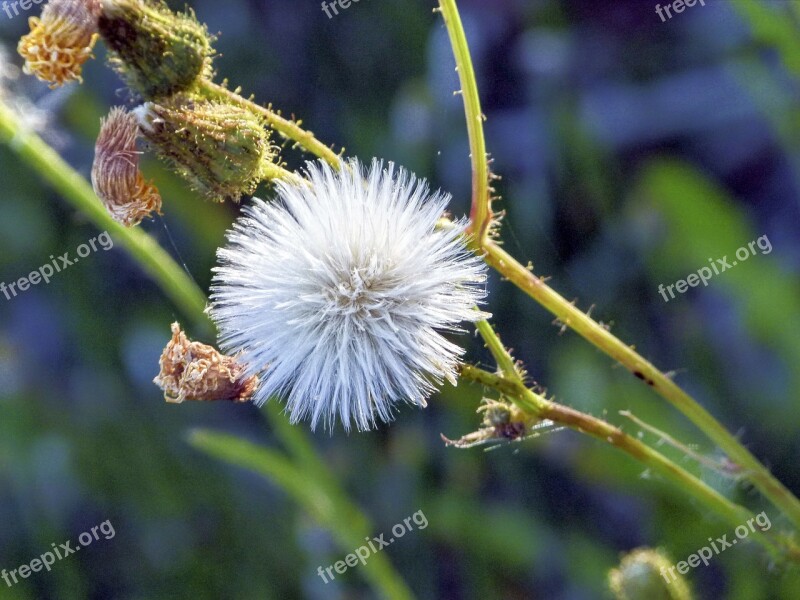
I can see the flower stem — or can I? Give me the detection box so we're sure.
[437,0,491,242]
[438,0,800,530]
[0,100,209,330]
[199,80,342,168]
[260,160,306,186]
[460,364,799,563]
[474,318,520,380]
[483,240,800,530]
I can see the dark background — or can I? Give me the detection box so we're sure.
[1,0,799,598]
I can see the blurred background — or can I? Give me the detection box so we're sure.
[1,0,800,598]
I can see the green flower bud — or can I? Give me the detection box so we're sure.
[135,98,275,202]
[98,0,214,99]
[608,548,692,600]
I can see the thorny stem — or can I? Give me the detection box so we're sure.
[474,318,520,380]
[260,160,307,187]
[459,364,800,564]
[620,410,742,478]
[436,0,491,243]
[439,0,800,530]
[483,240,800,530]
[199,80,342,169]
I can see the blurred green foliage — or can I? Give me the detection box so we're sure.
[1,1,800,599]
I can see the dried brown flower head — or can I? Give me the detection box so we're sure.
[92,106,162,227]
[18,0,101,88]
[154,322,258,404]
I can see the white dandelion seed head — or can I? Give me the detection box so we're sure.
[209,158,489,432]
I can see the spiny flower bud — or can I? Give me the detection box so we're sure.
[98,0,214,99]
[608,548,692,600]
[92,106,162,227]
[134,99,274,202]
[18,0,101,88]
[154,322,258,404]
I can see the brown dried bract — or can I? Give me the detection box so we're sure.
[18,0,101,87]
[92,106,162,227]
[154,322,258,404]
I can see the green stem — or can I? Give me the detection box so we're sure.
[438,0,800,532]
[264,402,342,492]
[199,80,342,168]
[483,240,800,530]
[437,0,491,242]
[620,410,742,478]
[0,101,208,330]
[460,365,798,563]
[260,160,307,187]
[474,319,519,380]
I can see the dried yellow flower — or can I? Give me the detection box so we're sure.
[91,106,162,227]
[18,0,101,88]
[154,323,258,404]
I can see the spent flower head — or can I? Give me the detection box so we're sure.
[18,0,101,88]
[154,322,258,404]
[209,158,488,431]
[92,106,162,226]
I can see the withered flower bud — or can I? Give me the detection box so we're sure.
[98,0,214,99]
[92,106,162,227]
[135,99,274,202]
[154,322,258,404]
[18,0,101,88]
[443,398,549,448]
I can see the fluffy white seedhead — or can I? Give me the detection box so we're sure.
[209,158,488,432]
